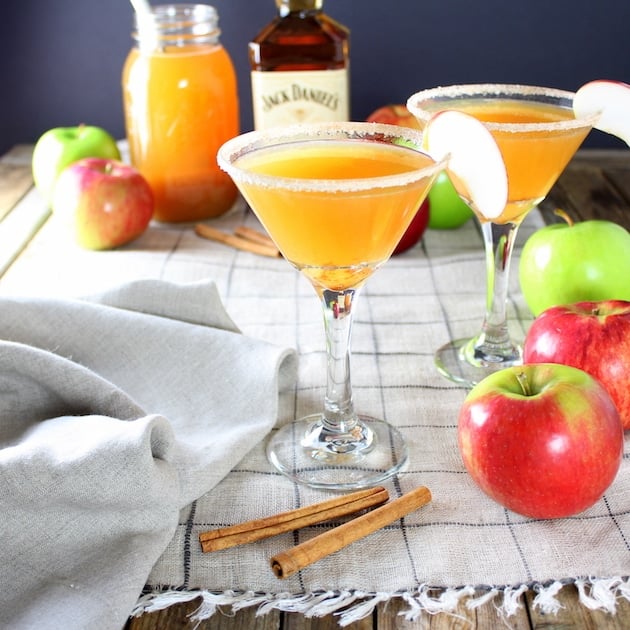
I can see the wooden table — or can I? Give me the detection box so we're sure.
[1,146,629,630]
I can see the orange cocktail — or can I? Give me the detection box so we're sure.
[122,43,239,222]
[407,84,597,387]
[450,99,592,223]
[234,140,436,289]
[218,123,445,489]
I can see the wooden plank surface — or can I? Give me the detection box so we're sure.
[1,146,628,630]
[539,149,630,229]
[0,145,51,277]
[0,162,33,220]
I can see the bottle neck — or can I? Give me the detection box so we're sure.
[133,3,221,52]
[276,0,323,17]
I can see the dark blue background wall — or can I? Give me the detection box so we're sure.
[3,0,630,155]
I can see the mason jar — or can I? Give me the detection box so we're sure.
[122,4,239,222]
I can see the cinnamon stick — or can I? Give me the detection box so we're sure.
[270,486,432,579]
[233,225,276,249]
[194,224,280,258]
[199,486,389,553]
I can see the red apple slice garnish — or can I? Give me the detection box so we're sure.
[573,80,630,146]
[422,110,508,221]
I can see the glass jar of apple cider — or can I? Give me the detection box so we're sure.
[122,4,239,222]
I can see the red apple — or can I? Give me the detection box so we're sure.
[392,197,430,255]
[366,106,429,253]
[52,157,154,250]
[458,363,624,519]
[523,300,630,429]
[366,104,421,129]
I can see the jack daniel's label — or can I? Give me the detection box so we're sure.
[251,68,349,129]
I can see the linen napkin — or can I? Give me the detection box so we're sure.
[0,279,297,629]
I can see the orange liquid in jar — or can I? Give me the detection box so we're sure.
[122,44,239,222]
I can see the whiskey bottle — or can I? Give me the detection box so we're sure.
[249,0,350,129]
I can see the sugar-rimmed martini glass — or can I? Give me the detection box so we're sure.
[218,122,446,489]
[407,84,598,387]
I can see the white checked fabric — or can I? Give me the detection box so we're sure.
[0,195,628,627]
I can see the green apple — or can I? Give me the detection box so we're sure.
[427,171,474,229]
[519,214,630,316]
[32,124,121,206]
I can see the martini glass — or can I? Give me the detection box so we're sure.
[407,84,598,387]
[218,122,446,489]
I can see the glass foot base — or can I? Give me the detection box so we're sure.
[266,414,408,490]
[435,337,522,388]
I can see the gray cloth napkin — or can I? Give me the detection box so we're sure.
[0,279,297,629]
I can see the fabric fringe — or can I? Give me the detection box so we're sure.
[131,576,630,626]
[575,577,627,613]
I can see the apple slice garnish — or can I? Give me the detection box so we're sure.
[573,80,630,146]
[421,110,508,221]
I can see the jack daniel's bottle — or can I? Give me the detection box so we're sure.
[249,0,350,129]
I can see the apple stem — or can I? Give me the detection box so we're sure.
[553,208,574,227]
[514,370,532,396]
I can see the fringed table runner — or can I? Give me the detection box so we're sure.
[0,194,628,628]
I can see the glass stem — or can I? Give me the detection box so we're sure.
[320,288,359,433]
[473,221,522,362]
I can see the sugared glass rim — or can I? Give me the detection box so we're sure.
[217,122,448,193]
[407,83,600,133]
